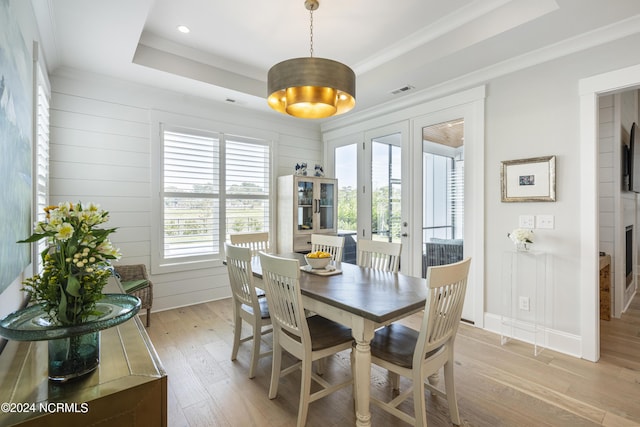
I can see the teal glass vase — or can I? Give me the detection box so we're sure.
[0,293,141,382]
[48,331,100,382]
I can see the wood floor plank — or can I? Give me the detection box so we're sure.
[144,292,640,426]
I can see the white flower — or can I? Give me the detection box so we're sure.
[55,222,75,241]
[508,228,533,244]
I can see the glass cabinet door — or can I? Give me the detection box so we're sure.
[318,181,335,230]
[297,180,314,231]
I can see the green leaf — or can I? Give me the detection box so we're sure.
[17,232,49,243]
[58,287,69,324]
[66,275,82,297]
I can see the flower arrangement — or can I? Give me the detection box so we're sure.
[19,202,121,326]
[508,228,534,248]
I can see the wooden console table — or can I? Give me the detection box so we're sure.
[0,277,167,426]
[600,254,611,321]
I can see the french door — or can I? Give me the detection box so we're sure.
[411,103,484,325]
[330,123,411,271]
[327,86,485,326]
[361,124,410,272]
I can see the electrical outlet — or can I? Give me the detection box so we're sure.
[519,215,535,229]
[519,296,530,311]
[537,214,554,229]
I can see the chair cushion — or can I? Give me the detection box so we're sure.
[285,315,352,351]
[371,324,418,369]
[129,286,152,310]
[121,279,149,293]
[370,323,443,369]
[241,298,270,319]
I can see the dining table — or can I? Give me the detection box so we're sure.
[250,253,429,427]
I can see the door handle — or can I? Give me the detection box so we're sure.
[401,233,408,237]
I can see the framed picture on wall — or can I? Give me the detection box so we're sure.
[501,156,556,202]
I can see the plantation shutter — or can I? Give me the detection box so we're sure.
[225,136,270,238]
[449,160,464,239]
[35,65,50,272]
[162,130,220,259]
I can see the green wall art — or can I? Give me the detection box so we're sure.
[0,0,33,293]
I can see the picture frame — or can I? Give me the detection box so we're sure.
[501,155,556,202]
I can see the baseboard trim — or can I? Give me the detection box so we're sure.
[483,313,582,359]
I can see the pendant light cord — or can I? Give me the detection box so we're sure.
[309,8,314,58]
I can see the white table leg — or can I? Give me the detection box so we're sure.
[352,321,375,427]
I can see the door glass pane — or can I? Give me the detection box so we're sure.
[297,180,314,231]
[335,144,358,263]
[422,119,464,277]
[318,182,335,230]
[372,135,401,243]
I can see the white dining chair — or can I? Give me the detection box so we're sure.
[356,239,402,273]
[259,252,354,427]
[369,258,471,427]
[310,234,345,262]
[230,231,270,255]
[225,243,272,378]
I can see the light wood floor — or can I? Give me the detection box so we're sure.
[145,293,640,426]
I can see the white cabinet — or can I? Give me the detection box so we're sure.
[500,250,548,356]
[277,175,338,253]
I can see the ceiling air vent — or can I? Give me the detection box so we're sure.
[390,85,415,95]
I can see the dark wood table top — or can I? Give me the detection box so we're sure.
[252,253,428,324]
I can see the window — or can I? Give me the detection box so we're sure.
[162,129,220,260]
[372,140,402,242]
[155,123,271,272]
[335,144,357,234]
[423,152,464,241]
[225,137,270,236]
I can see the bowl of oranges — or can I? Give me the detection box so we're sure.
[304,251,332,269]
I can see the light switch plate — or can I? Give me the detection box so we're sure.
[537,215,554,229]
[519,215,535,229]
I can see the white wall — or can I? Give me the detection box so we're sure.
[485,35,640,348]
[621,90,639,311]
[594,89,639,320]
[599,93,615,274]
[48,68,322,311]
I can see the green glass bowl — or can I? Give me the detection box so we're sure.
[0,294,141,341]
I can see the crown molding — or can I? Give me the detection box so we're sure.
[323,13,640,133]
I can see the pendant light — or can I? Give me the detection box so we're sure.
[267,0,355,119]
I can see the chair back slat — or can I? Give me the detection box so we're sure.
[230,232,270,255]
[310,234,345,262]
[225,243,259,308]
[356,239,402,273]
[415,258,471,365]
[259,252,310,344]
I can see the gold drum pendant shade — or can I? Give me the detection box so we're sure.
[266,0,356,119]
[267,57,355,119]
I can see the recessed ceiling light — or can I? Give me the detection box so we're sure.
[177,25,190,34]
